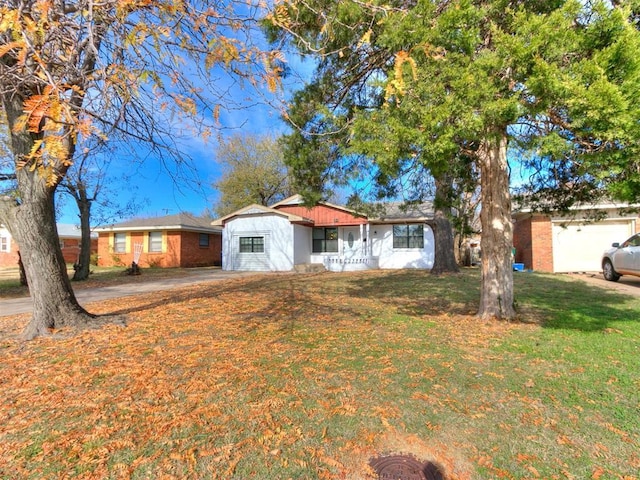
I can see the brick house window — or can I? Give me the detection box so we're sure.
[0,235,8,252]
[393,225,424,249]
[312,227,338,253]
[114,233,126,253]
[148,231,162,252]
[239,236,264,253]
[199,233,210,247]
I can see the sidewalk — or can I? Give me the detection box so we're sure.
[0,270,260,318]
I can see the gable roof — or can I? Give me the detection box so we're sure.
[270,194,365,217]
[212,195,435,228]
[211,204,314,227]
[95,213,222,233]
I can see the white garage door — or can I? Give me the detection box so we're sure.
[552,220,634,273]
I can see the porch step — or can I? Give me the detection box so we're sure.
[293,263,326,273]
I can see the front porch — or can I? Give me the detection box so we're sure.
[320,254,379,272]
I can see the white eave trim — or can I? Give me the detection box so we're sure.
[94,225,222,233]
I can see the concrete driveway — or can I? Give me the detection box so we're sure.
[0,269,261,318]
[569,271,640,297]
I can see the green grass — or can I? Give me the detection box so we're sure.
[0,269,638,479]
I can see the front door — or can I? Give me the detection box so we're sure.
[343,227,361,260]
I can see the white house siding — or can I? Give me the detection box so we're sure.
[0,227,11,252]
[293,224,312,265]
[222,214,295,271]
[371,224,435,269]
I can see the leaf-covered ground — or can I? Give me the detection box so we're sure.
[0,269,638,479]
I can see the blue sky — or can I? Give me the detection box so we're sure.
[56,54,312,226]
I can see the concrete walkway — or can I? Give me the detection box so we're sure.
[0,270,261,318]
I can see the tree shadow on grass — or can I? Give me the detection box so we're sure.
[340,269,639,333]
[100,272,376,334]
[514,272,640,332]
[97,269,640,335]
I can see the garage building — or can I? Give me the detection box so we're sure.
[512,203,640,273]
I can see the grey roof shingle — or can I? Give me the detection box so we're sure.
[95,213,221,232]
[369,201,434,222]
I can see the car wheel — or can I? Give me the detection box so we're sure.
[603,259,621,282]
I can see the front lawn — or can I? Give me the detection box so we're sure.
[0,269,638,479]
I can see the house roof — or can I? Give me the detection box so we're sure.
[512,200,640,218]
[369,201,435,223]
[95,213,222,233]
[212,196,435,227]
[57,224,98,239]
[211,204,314,227]
[1,223,97,239]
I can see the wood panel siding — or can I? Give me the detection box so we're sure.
[275,204,367,226]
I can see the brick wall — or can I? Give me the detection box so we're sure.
[513,214,553,272]
[98,230,222,268]
[512,216,533,269]
[59,238,98,264]
[0,243,19,267]
[179,231,222,267]
[2,232,97,268]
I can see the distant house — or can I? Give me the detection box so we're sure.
[512,202,640,273]
[94,213,222,268]
[211,194,435,272]
[0,223,97,268]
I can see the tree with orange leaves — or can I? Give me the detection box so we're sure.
[0,0,282,338]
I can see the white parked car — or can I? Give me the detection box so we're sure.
[602,233,640,281]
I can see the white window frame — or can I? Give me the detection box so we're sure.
[148,231,163,253]
[114,233,127,253]
[0,235,9,253]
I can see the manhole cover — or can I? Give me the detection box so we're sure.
[369,454,444,480]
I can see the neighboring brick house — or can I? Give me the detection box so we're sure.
[57,224,99,265]
[94,213,222,268]
[0,224,97,268]
[512,203,640,273]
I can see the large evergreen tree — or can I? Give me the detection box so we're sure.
[269,0,640,320]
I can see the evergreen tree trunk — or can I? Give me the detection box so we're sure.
[477,132,515,320]
[73,187,92,281]
[430,176,460,274]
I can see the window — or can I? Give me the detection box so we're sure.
[148,231,162,252]
[114,233,126,253]
[393,225,424,249]
[239,236,264,253]
[199,233,210,247]
[59,239,65,249]
[313,227,338,253]
[0,235,8,252]
[622,234,640,248]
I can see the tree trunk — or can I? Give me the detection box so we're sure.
[17,250,28,286]
[477,133,515,320]
[1,94,95,339]
[8,177,95,339]
[430,175,460,274]
[73,188,92,281]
